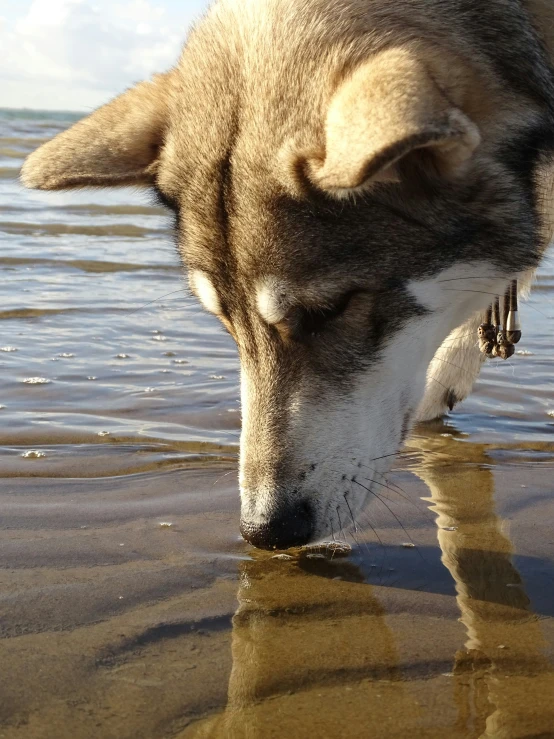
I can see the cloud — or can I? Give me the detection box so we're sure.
[0,0,208,110]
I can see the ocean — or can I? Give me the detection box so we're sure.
[1,107,554,738]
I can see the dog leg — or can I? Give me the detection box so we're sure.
[416,270,537,422]
[416,312,486,422]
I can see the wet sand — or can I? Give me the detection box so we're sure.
[1,109,554,737]
[2,435,554,738]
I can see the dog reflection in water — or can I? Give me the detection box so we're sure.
[419,448,554,738]
[188,447,554,738]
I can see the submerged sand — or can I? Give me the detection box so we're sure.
[2,435,554,739]
[2,107,554,739]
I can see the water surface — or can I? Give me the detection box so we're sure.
[1,108,554,738]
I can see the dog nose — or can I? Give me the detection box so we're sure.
[240,499,314,550]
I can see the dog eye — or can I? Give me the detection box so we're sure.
[298,291,358,337]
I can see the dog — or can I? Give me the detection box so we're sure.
[21,0,554,550]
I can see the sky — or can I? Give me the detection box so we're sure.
[0,0,210,112]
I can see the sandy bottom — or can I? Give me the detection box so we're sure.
[3,107,554,738]
[2,435,554,739]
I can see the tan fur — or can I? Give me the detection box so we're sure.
[18,0,554,547]
[20,0,554,210]
[20,72,177,190]
[307,47,482,193]
[20,0,553,199]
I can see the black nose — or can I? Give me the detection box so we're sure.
[240,499,314,550]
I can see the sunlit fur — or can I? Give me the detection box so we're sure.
[239,264,523,540]
[190,270,223,316]
[21,0,554,546]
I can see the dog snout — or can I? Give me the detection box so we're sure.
[240,498,314,550]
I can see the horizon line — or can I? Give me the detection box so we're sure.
[1,105,87,115]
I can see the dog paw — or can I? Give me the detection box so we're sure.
[417,386,464,423]
[416,315,485,422]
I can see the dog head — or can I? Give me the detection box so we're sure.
[21,0,549,548]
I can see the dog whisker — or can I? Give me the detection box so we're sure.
[444,288,549,319]
[431,356,474,373]
[357,509,389,580]
[339,496,380,563]
[428,375,451,392]
[343,492,359,534]
[335,505,345,549]
[356,464,435,523]
[351,479,426,562]
[358,477,399,505]
[129,288,189,315]
[365,450,426,464]
[212,468,237,488]
[330,516,336,545]
[437,276,506,283]
[435,331,482,344]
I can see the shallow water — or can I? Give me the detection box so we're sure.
[1,108,554,738]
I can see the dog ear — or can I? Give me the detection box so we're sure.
[308,48,481,195]
[21,72,175,190]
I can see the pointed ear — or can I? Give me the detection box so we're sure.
[21,72,176,190]
[308,48,481,195]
